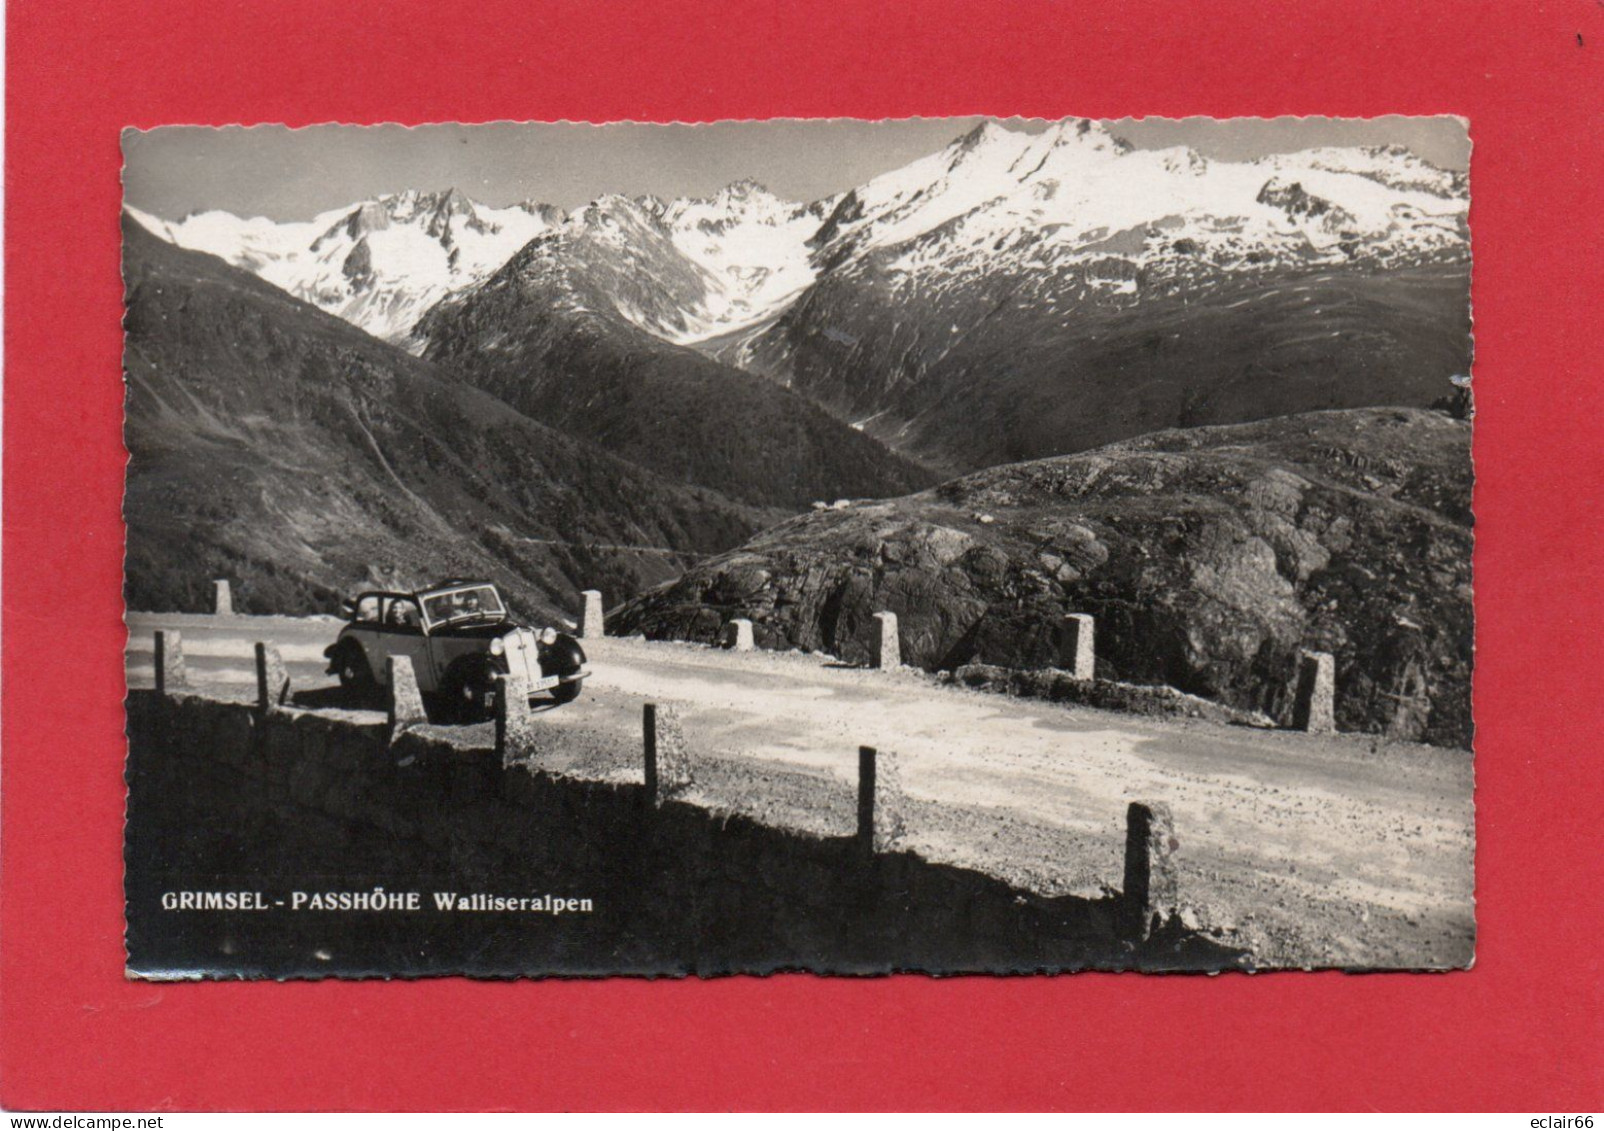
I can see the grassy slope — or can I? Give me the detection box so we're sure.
[123,218,769,620]
[746,258,1471,474]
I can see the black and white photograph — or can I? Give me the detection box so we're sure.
[120,115,1474,978]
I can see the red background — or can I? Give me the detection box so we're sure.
[4,0,1602,1111]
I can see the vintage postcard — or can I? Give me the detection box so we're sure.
[120,117,1473,978]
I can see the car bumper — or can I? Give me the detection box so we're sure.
[522,668,587,698]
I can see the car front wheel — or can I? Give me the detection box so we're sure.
[440,656,502,724]
[334,642,375,695]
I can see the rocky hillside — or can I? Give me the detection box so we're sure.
[614,407,1473,748]
[122,216,766,621]
[412,214,938,509]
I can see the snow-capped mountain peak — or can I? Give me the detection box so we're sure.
[580,193,659,232]
[128,119,1467,351]
[800,120,1467,300]
[715,177,772,201]
[942,119,1023,165]
[131,189,557,344]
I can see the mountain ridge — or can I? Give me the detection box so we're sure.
[131,120,1471,473]
[129,121,1467,353]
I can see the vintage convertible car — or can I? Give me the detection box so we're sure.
[323,579,587,720]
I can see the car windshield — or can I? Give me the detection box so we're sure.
[421,585,506,627]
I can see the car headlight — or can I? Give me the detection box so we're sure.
[489,638,505,656]
[539,628,557,645]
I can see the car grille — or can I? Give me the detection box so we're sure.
[503,630,542,685]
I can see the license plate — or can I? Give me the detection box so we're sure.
[529,675,559,692]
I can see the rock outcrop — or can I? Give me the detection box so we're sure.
[615,408,1473,748]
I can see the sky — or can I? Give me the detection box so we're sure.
[123,116,1470,223]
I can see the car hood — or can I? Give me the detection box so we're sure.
[430,620,519,638]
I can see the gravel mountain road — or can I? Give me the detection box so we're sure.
[125,611,1474,969]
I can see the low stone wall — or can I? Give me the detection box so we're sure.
[124,689,1244,978]
[946,663,1275,728]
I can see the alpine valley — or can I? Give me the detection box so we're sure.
[126,119,1473,744]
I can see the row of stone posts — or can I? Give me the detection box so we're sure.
[151,629,294,719]
[571,589,1336,733]
[192,582,1336,735]
[718,609,1086,678]
[854,745,1179,942]
[152,627,1184,942]
[491,680,1181,939]
[721,611,903,670]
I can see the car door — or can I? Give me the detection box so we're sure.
[342,594,386,682]
[377,596,438,691]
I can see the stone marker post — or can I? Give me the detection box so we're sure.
[581,590,605,641]
[871,612,901,671]
[213,579,234,616]
[387,655,428,745]
[856,745,907,855]
[254,642,291,712]
[1121,800,1180,940]
[643,702,692,805]
[154,630,187,696]
[1063,613,1095,680]
[495,671,538,764]
[1292,649,1336,733]
[728,618,754,652]
[643,703,659,802]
